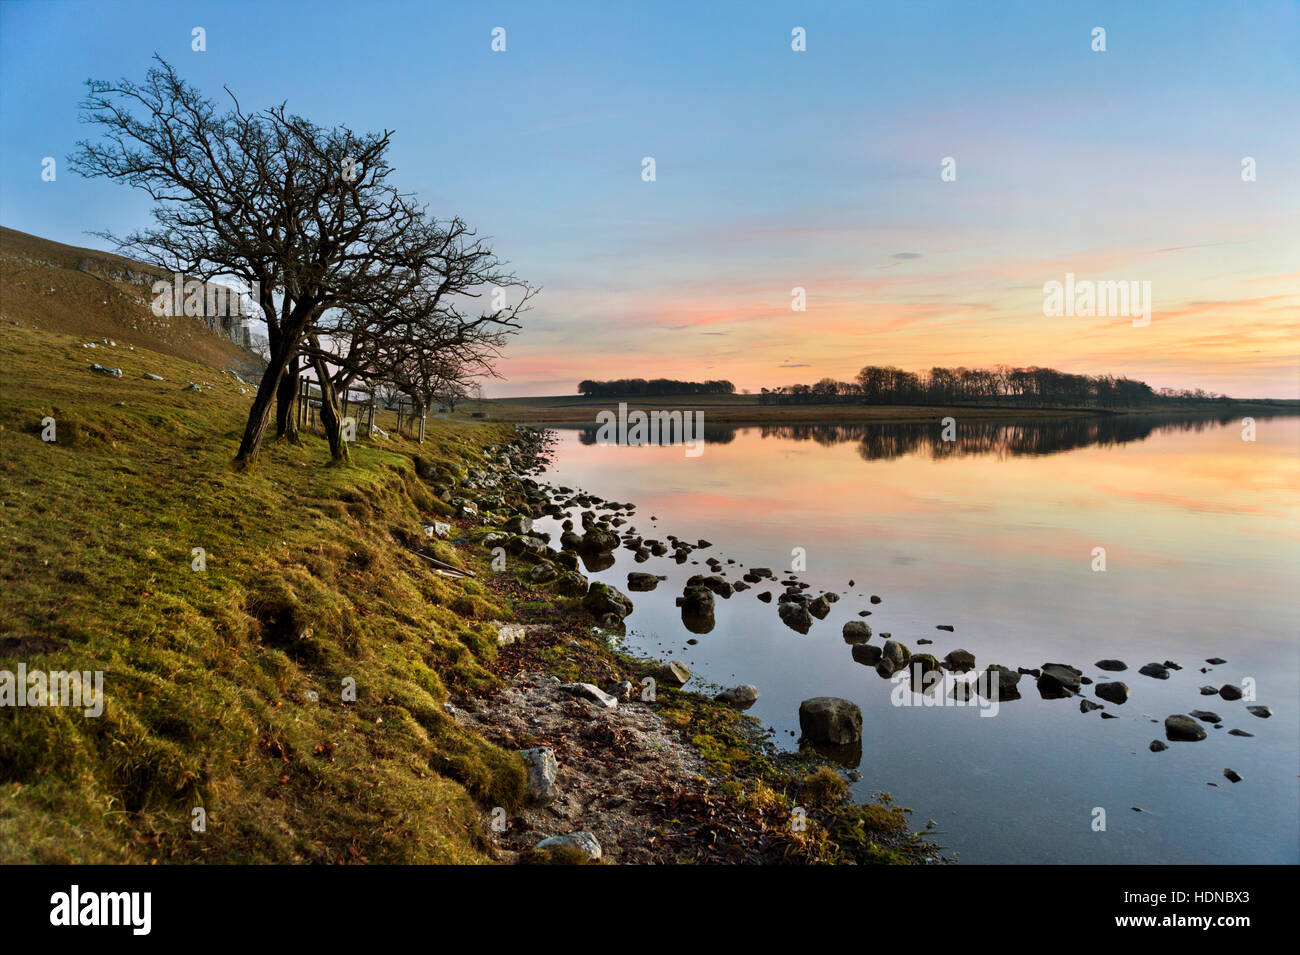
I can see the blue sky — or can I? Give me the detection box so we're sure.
[2,0,1298,395]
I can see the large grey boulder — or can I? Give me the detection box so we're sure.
[798,697,863,745]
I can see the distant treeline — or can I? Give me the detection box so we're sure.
[760,365,1236,408]
[578,378,735,397]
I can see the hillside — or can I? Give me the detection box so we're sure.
[0,226,264,375]
[0,323,535,862]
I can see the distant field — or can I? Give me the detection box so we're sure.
[479,394,1292,426]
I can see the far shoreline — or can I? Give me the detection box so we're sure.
[480,395,1296,427]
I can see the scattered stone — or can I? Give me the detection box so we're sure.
[1223,768,1242,784]
[535,831,601,861]
[936,624,954,632]
[1199,685,1219,695]
[1138,662,1171,680]
[141,372,164,380]
[1149,740,1168,752]
[714,685,759,709]
[982,665,1022,700]
[1038,663,1083,698]
[494,622,529,646]
[869,595,882,604]
[1165,714,1208,742]
[520,747,559,805]
[943,649,975,672]
[1227,729,1254,738]
[851,644,882,667]
[778,600,813,634]
[1080,699,1103,713]
[1205,657,1227,665]
[1247,705,1272,719]
[90,364,122,377]
[626,572,661,592]
[560,683,619,709]
[1219,684,1243,701]
[1093,682,1129,705]
[798,697,863,745]
[584,582,633,620]
[1189,709,1222,724]
[1095,659,1127,672]
[841,621,872,644]
[876,639,910,677]
[658,660,691,687]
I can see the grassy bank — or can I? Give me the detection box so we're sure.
[1,325,527,863]
[1,324,935,864]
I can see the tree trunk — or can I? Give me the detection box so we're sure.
[276,354,301,443]
[312,356,350,465]
[235,337,295,466]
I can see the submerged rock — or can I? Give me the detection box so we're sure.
[981,665,1022,700]
[715,685,760,709]
[676,585,716,634]
[584,582,632,620]
[1095,682,1130,705]
[1038,663,1083,698]
[778,601,813,634]
[798,697,863,745]
[841,621,873,644]
[851,644,882,667]
[943,649,976,672]
[626,572,662,592]
[1165,714,1207,742]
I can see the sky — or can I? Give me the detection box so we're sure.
[2,0,1298,398]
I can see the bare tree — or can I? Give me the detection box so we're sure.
[70,57,447,465]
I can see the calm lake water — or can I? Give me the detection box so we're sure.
[535,413,1300,864]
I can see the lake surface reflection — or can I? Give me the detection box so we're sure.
[537,413,1300,864]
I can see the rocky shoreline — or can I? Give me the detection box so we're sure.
[417,426,942,864]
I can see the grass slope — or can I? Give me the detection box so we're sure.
[1,225,262,374]
[0,325,527,863]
